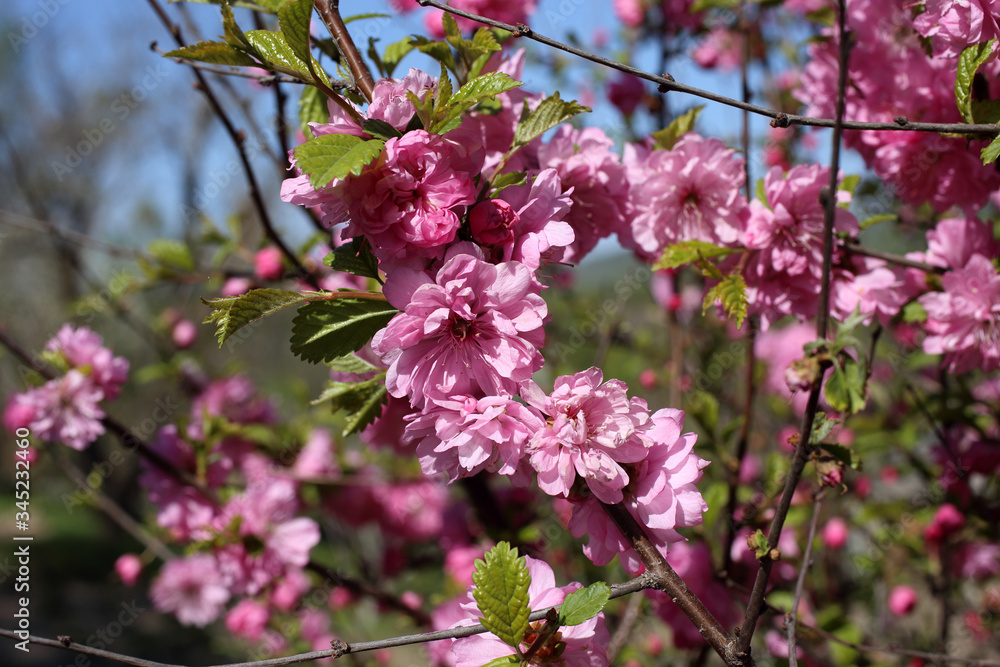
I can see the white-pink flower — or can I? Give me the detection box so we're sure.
[45,325,129,400]
[151,554,230,627]
[920,254,1000,373]
[372,245,547,407]
[449,557,610,667]
[914,0,1000,57]
[21,370,106,451]
[521,368,652,504]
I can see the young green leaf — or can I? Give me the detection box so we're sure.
[311,375,388,435]
[653,239,740,270]
[981,132,1000,165]
[702,272,749,328]
[809,412,840,446]
[901,301,927,323]
[243,29,330,85]
[472,542,532,649]
[141,239,195,278]
[298,85,328,140]
[558,582,610,626]
[823,443,862,471]
[325,353,381,376]
[512,92,590,149]
[430,71,522,134]
[323,237,381,279]
[220,0,252,49]
[381,37,415,78]
[651,105,704,150]
[202,288,307,346]
[290,297,398,364]
[277,0,313,65]
[293,135,385,188]
[859,213,896,230]
[361,118,403,141]
[163,41,258,66]
[956,41,996,123]
[824,356,867,414]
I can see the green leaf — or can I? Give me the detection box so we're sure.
[654,239,740,270]
[298,85,328,140]
[344,12,391,23]
[972,99,1000,124]
[824,356,867,415]
[824,443,862,471]
[277,0,313,65]
[512,92,590,149]
[691,0,740,10]
[490,171,527,196]
[956,41,996,123]
[293,134,385,188]
[859,213,896,230]
[754,177,769,209]
[243,29,330,85]
[170,0,283,11]
[749,529,771,559]
[220,0,251,48]
[164,41,258,66]
[323,237,381,279]
[430,71,522,135]
[702,273,748,328]
[382,37,415,78]
[147,239,195,273]
[809,412,840,445]
[480,657,519,667]
[652,105,704,150]
[202,288,306,346]
[361,118,403,141]
[981,133,1000,165]
[415,38,456,74]
[902,301,927,323]
[559,582,610,626]
[471,27,502,54]
[442,11,461,41]
[312,375,388,435]
[290,298,398,364]
[325,353,380,375]
[472,542,532,649]
[837,174,860,208]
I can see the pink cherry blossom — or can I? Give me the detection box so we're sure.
[536,126,630,263]
[822,517,849,550]
[115,554,143,586]
[692,27,744,70]
[831,258,908,326]
[46,325,129,400]
[254,246,284,280]
[225,598,270,642]
[521,368,653,503]
[919,254,1000,373]
[628,133,748,258]
[492,169,575,274]
[20,371,106,451]
[924,217,1000,270]
[404,394,544,482]
[567,408,708,574]
[449,557,610,667]
[914,0,1000,57]
[293,427,339,479]
[151,554,230,627]
[954,543,1000,580]
[316,69,435,138]
[607,72,645,116]
[421,0,538,37]
[372,246,546,407]
[468,199,519,247]
[614,0,646,27]
[888,584,918,616]
[187,375,275,440]
[171,320,197,349]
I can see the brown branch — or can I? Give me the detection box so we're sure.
[722,321,757,575]
[787,492,824,667]
[735,0,850,655]
[599,501,743,665]
[146,0,320,290]
[314,0,376,102]
[843,241,947,274]
[413,0,1000,138]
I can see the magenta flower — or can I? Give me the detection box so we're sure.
[150,554,230,627]
[404,394,544,482]
[449,557,610,667]
[314,68,436,138]
[521,368,652,504]
[372,246,547,407]
[422,0,538,37]
[493,169,575,275]
[21,370,106,451]
[567,408,708,574]
[914,0,1000,57]
[888,585,918,616]
[225,598,270,642]
[46,325,129,400]
[628,133,748,257]
[920,254,1000,373]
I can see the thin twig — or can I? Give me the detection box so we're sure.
[722,321,757,574]
[146,0,319,289]
[314,0,376,101]
[0,210,144,260]
[843,241,947,274]
[787,492,824,667]
[413,0,1000,138]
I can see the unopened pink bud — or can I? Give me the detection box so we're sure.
[172,320,197,349]
[469,199,519,246]
[254,247,285,281]
[888,585,918,616]
[115,553,143,586]
[822,517,849,550]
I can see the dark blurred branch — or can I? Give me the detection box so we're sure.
[787,492,824,667]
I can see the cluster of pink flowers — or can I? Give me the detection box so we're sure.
[3,325,129,450]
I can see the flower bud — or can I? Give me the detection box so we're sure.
[822,517,849,550]
[468,199,519,246]
[888,585,917,616]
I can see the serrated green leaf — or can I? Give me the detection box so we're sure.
[220,0,251,48]
[415,39,456,74]
[824,356,867,414]
[361,118,403,141]
[471,27,502,53]
[325,353,380,375]
[147,239,195,272]
[382,37,415,78]
[490,171,527,196]
[436,64,454,108]
[290,298,398,364]
[652,105,704,150]
[559,582,610,626]
[902,300,927,323]
[982,133,1000,165]
[323,237,381,279]
[298,85,328,140]
[277,0,313,65]
[809,412,840,445]
[442,11,461,41]
[243,29,330,85]
[512,92,590,149]
[749,529,770,559]
[702,273,748,328]
[472,542,532,649]
[430,71,522,135]
[164,41,259,66]
[293,134,385,188]
[311,375,388,435]
[202,288,306,346]
[956,41,996,123]
[654,239,740,270]
[859,213,896,230]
